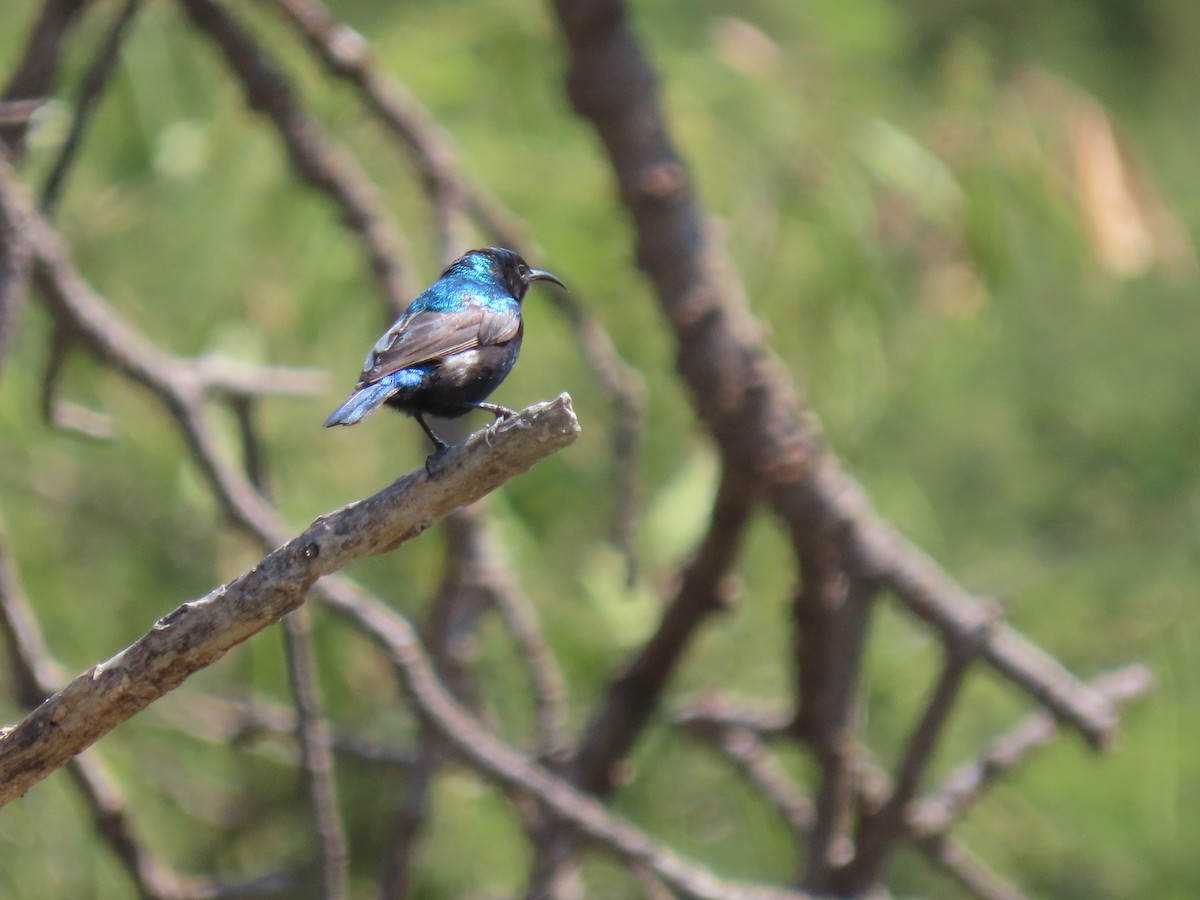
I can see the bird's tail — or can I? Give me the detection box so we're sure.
[324,382,394,427]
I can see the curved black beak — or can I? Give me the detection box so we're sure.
[529,268,566,290]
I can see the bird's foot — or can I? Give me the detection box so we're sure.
[475,401,517,420]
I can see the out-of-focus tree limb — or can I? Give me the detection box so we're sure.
[551,0,1117,749]
[178,0,415,316]
[0,0,94,158]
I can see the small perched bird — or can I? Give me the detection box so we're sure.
[324,247,565,461]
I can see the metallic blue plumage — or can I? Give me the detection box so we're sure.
[325,248,564,456]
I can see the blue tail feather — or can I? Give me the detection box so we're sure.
[324,381,395,426]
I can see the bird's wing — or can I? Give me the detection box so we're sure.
[358,304,520,386]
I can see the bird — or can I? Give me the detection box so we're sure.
[324,247,565,463]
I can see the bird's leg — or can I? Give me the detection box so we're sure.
[415,411,450,475]
[462,400,518,420]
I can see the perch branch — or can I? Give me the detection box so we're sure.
[0,394,580,807]
[0,525,296,899]
[265,0,647,573]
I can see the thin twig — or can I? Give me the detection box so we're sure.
[0,162,324,533]
[0,158,31,378]
[673,696,1031,900]
[314,579,812,900]
[677,718,814,840]
[910,664,1154,838]
[544,286,647,583]
[673,698,793,740]
[380,509,490,897]
[572,466,759,797]
[793,568,875,890]
[151,692,420,770]
[177,0,414,316]
[40,0,144,215]
[0,99,47,124]
[459,506,570,763]
[838,646,974,893]
[264,0,528,258]
[235,391,348,899]
[281,609,350,900]
[40,317,115,439]
[1,0,95,158]
[917,834,1028,900]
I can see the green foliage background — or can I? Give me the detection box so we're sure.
[1,0,1197,896]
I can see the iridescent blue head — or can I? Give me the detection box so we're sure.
[446,248,565,302]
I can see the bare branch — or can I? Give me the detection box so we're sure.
[0,161,323,532]
[0,393,580,807]
[40,0,143,215]
[676,717,814,840]
[544,286,647,583]
[673,698,793,740]
[572,467,759,797]
[0,524,66,705]
[177,0,415,315]
[552,0,1118,750]
[265,0,648,571]
[792,570,875,888]
[486,549,572,765]
[0,99,47,124]
[918,835,1028,900]
[381,509,491,897]
[314,581,811,900]
[263,0,529,258]
[0,525,295,899]
[281,608,349,900]
[0,157,31,378]
[839,647,974,893]
[810,460,1119,749]
[442,505,570,762]
[1,0,94,158]
[191,356,328,400]
[152,692,419,771]
[910,664,1154,838]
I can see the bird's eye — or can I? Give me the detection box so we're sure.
[518,263,529,276]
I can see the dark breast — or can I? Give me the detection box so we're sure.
[417,337,523,418]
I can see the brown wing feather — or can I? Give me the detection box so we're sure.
[358,306,521,387]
